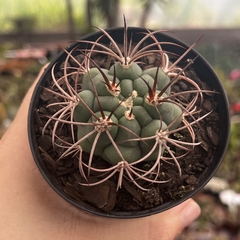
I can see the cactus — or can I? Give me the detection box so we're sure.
[43,17,215,191]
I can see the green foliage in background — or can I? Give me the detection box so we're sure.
[210,66,240,192]
[0,0,85,32]
[196,43,240,77]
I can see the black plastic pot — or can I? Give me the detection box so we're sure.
[28,27,230,218]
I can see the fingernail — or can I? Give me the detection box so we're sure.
[180,200,201,229]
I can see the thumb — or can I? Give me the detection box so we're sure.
[179,199,201,230]
[90,198,201,240]
[142,199,201,239]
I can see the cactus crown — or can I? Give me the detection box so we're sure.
[43,17,215,191]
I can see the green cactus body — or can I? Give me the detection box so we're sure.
[74,62,182,165]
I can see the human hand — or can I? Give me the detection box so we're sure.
[0,65,201,240]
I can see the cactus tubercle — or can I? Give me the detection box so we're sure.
[74,60,182,165]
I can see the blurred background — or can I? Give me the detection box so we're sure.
[0,0,240,239]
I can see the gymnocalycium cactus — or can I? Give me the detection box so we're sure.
[43,17,214,191]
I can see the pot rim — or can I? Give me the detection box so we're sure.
[28,27,230,218]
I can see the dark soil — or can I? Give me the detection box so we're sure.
[33,42,220,214]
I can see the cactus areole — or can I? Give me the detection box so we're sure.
[28,19,230,218]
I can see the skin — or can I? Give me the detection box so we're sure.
[0,65,201,240]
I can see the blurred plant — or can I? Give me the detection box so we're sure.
[65,0,76,39]
[86,0,120,29]
[216,119,240,192]
[139,0,173,26]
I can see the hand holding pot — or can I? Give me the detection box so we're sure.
[0,65,200,239]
